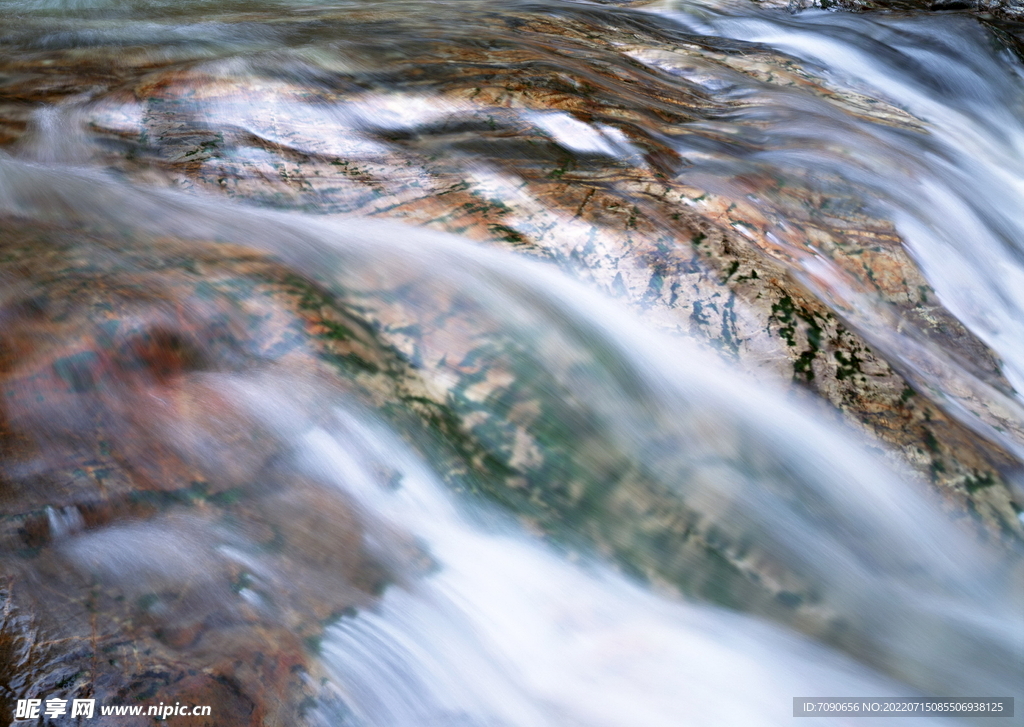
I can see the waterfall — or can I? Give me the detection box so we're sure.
[0,0,1021,724]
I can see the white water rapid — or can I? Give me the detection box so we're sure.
[1,0,1023,724]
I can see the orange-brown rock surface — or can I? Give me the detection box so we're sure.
[0,224,402,725]
[2,1,1024,722]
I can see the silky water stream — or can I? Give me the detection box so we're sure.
[0,0,1022,725]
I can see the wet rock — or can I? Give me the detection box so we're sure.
[752,0,1024,22]
[3,1,1013,538]
[0,222,397,725]
[1,0,1024,716]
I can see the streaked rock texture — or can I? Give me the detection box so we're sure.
[2,0,1023,722]
[7,1,1013,536]
[0,225,400,725]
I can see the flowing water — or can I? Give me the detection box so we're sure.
[1,0,1023,725]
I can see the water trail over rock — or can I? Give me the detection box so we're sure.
[656,3,1024,461]
[1,153,1018,706]
[1,0,1023,723]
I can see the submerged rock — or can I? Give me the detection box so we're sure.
[0,222,405,724]
[1,0,1023,719]
[6,0,1016,535]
